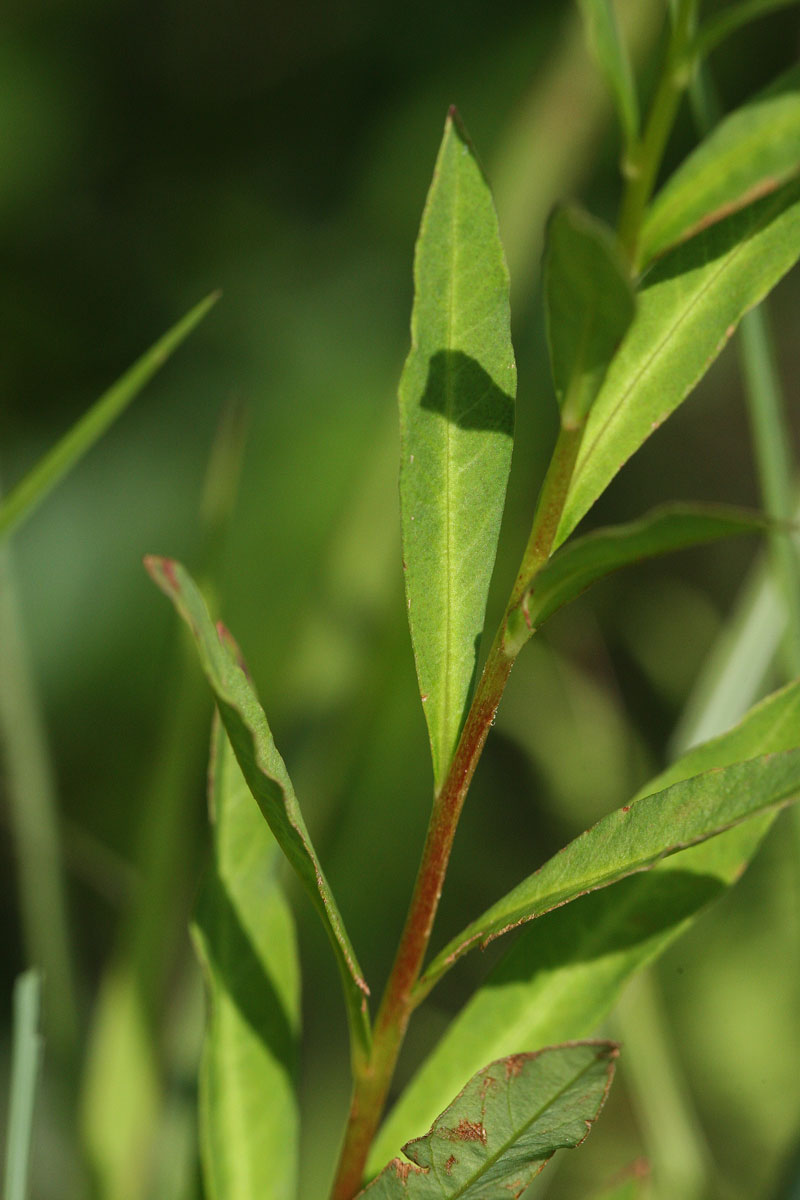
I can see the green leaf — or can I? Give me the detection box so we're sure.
[555,178,800,548]
[399,108,516,790]
[144,556,370,1060]
[694,0,800,59]
[578,0,640,149]
[359,1042,617,1198]
[419,747,800,996]
[4,971,43,1200]
[526,502,767,630]
[641,65,800,262]
[0,292,219,544]
[544,205,635,425]
[368,678,800,1172]
[193,716,300,1200]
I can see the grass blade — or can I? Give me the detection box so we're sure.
[144,556,370,1063]
[0,291,219,544]
[641,64,800,262]
[694,0,800,59]
[526,502,767,630]
[3,971,43,1200]
[193,716,300,1200]
[399,108,516,790]
[578,0,640,150]
[544,204,635,426]
[555,178,800,548]
[360,1043,617,1197]
[368,678,800,1171]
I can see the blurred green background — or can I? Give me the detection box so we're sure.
[2,1,800,1197]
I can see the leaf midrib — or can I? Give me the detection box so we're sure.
[440,146,460,785]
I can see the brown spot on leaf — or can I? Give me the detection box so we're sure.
[451,1118,487,1144]
[445,1155,456,1175]
[622,805,630,813]
[504,1054,527,1080]
[391,1159,428,1184]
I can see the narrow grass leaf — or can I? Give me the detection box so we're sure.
[360,1042,617,1198]
[369,679,800,1170]
[0,292,219,544]
[400,108,516,790]
[193,716,300,1200]
[419,747,800,994]
[145,556,370,1060]
[555,178,800,548]
[3,971,43,1200]
[525,503,767,630]
[544,205,635,425]
[642,65,800,262]
[578,0,640,148]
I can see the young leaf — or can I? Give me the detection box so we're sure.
[359,1042,617,1198]
[641,65,800,262]
[578,0,640,150]
[544,205,635,426]
[144,556,370,1060]
[368,678,800,1170]
[399,108,516,790]
[193,716,300,1200]
[525,502,767,631]
[418,746,800,995]
[0,292,219,544]
[555,178,800,548]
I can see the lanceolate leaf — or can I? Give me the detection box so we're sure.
[578,0,640,149]
[399,108,516,790]
[525,503,767,631]
[544,205,635,425]
[359,1043,617,1198]
[145,557,370,1059]
[642,64,800,262]
[555,178,800,549]
[418,747,800,995]
[0,292,219,544]
[368,679,800,1171]
[193,716,300,1200]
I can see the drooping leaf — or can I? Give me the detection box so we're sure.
[4,971,43,1200]
[525,502,767,631]
[399,108,516,790]
[0,292,219,544]
[578,0,640,148]
[555,178,800,548]
[145,556,370,1059]
[418,747,800,996]
[359,1042,617,1198]
[368,679,800,1171]
[544,204,635,425]
[193,716,300,1200]
[641,65,800,262]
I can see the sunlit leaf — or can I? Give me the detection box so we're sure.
[642,65,800,262]
[525,502,767,630]
[419,747,800,996]
[145,556,370,1060]
[369,679,800,1170]
[544,204,635,425]
[0,292,219,543]
[399,108,516,790]
[555,178,800,548]
[193,716,300,1200]
[359,1043,617,1198]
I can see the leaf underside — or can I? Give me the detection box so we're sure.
[360,1042,617,1198]
[194,716,300,1200]
[145,556,370,1058]
[399,108,516,790]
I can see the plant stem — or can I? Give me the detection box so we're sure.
[617,0,695,268]
[328,420,584,1199]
